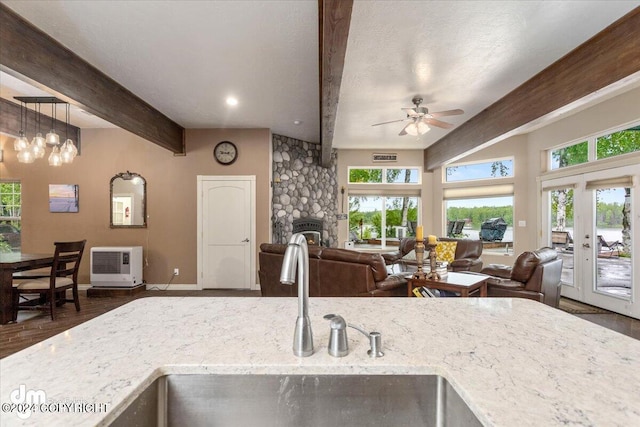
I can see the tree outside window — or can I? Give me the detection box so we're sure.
[0,182,22,253]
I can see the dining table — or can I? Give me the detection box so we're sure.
[0,252,54,324]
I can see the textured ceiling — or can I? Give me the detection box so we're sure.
[1,0,638,151]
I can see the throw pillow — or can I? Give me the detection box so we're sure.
[435,241,457,263]
[401,250,417,261]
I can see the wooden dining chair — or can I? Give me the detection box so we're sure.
[12,240,86,321]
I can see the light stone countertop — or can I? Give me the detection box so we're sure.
[1,297,639,426]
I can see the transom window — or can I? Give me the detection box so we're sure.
[550,123,640,170]
[349,167,421,184]
[445,158,513,183]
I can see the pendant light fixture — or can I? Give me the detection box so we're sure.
[45,102,60,145]
[12,97,78,166]
[31,103,46,159]
[13,101,29,152]
[60,104,77,164]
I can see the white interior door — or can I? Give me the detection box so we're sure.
[197,176,255,289]
[542,165,638,319]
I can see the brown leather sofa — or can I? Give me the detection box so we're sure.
[259,243,408,297]
[480,247,563,307]
[382,237,483,272]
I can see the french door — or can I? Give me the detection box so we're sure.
[542,165,638,319]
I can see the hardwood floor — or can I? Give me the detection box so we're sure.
[0,289,260,359]
[1,291,638,359]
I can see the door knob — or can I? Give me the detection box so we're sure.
[241,238,250,243]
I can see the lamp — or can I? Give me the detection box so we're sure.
[45,103,60,145]
[30,103,46,159]
[13,97,77,166]
[405,119,430,136]
[13,102,29,152]
[60,104,78,163]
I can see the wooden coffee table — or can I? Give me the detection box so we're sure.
[407,272,489,297]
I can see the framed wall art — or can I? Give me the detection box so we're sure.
[49,184,79,213]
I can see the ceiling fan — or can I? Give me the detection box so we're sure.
[372,96,464,136]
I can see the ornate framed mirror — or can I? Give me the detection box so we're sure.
[110,171,147,228]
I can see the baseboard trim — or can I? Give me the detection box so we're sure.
[80,283,260,292]
[145,284,200,291]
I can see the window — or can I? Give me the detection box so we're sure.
[445,196,514,254]
[550,141,588,170]
[445,159,513,183]
[349,167,421,184]
[349,195,419,249]
[347,166,421,249]
[596,126,640,160]
[443,156,515,254]
[550,123,640,170]
[0,181,22,252]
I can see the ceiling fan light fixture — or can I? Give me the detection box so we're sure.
[405,120,430,136]
[405,122,419,136]
[417,121,430,135]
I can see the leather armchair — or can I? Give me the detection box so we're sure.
[382,237,483,272]
[480,247,563,308]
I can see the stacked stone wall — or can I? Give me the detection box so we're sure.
[272,134,338,247]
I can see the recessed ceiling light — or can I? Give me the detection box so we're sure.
[293,120,302,125]
[226,97,238,106]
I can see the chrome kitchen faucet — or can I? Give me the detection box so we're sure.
[280,233,314,357]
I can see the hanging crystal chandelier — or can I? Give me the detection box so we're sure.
[12,97,78,166]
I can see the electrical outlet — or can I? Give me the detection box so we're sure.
[173,268,179,276]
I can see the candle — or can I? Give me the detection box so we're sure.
[428,235,437,245]
[416,226,423,241]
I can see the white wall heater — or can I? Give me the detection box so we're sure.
[90,246,143,288]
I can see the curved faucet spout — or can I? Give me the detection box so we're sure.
[280,233,313,357]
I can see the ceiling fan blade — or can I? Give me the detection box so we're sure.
[372,118,409,126]
[428,109,464,118]
[398,122,413,136]
[401,108,419,117]
[424,118,454,129]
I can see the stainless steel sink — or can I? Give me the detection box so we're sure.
[110,374,483,427]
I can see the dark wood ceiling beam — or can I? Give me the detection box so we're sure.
[424,7,640,171]
[0,97,81,145]
[0,4,184,154]
[319,0,353,167]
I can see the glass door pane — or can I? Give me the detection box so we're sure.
[543,165,638,319]
[349,195,382,250]
[593,187,632,299]
[549,187,576,289]
[385,196,419,242]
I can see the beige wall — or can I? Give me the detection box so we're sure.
[0,127,272,286]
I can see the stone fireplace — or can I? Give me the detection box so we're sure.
[292,218,323,246]
[271,134,338,247]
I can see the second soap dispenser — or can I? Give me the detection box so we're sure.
[324,314,349,357]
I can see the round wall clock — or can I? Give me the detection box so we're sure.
[213,141,238,165]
